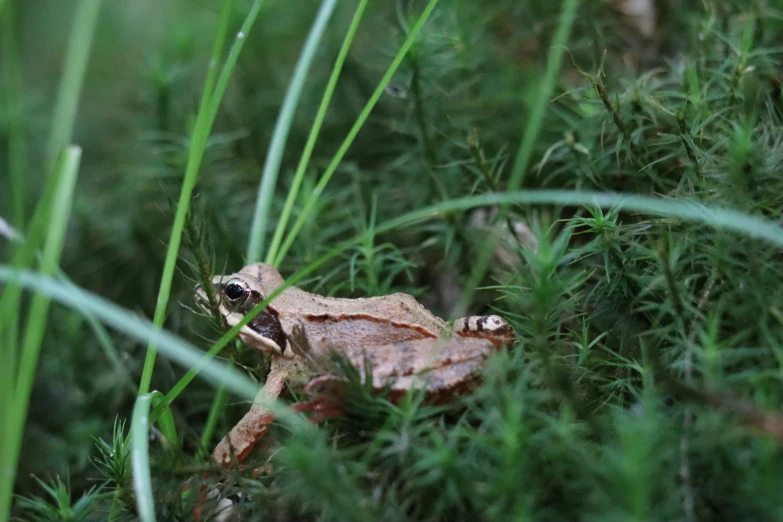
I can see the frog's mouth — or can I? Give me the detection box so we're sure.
[192,283,211,313]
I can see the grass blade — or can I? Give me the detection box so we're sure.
[149,391,178,449]
[0,268,259,400]
[137,0,263,397]
[246,0,339,263]
[200,385,228,452]
[263,0,369,265]
[2,0,26,228]
[0,146,81,522]
[0,149,66,517]
[453,0,581,318]
[131,394,156,522]
[270,0,440,267]
[44,0,102,167]
[202,0,339,453]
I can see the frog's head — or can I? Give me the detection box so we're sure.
[193,263,292,358]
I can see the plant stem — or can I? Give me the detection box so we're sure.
[3,0,26,229]
[265,0,371,265]
[273,0,440,267]
[45,0,102,169]
[452,0,581,319]
[0,147,81,522]
[137,0,243,397]
[246,0,339,263]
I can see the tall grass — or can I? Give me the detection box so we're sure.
[246,0,340,263]
[267,0,441,266]
[137,0,260,397]
[44,0,102,168]
[0,147,82,521]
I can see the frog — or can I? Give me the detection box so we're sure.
[193,262,514,468]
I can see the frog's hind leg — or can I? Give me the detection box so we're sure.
[453,315,514,347]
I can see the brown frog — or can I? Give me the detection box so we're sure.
[194,263,514,467]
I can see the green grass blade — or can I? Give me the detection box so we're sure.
[453,0,580,318]
[368,190,783,249]
[204,0,264,129]
[131,394,156,522]
[0,146,81,522]
[149,391,178,450]
[0,154,65,499]
[246,0,339,263]
[271,0,440,267]
[264,0,369,265]
[44,0,102,167]
[274,191,783,298]
[3,0,26,228]
[202,0,338,454]
[0,267,259,400]
[137,0,263,397]
[0,150,68,387]
[200,385,228,452]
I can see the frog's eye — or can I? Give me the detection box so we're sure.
[222,279,249,307]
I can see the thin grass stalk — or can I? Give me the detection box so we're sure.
[137,0,249,397]
[0,155,66,474]
[44,0,102,168]
[271,0,440,267]
[452,0,581,318]
[0,267,259,400]
[3,0,26,229]
[263,0,369,265]
[201,385,229,452]
[246,0,339,263]
[200,0,339,450]
[203,0,266,131]
[0,146,81,522]
[131,394,156,522]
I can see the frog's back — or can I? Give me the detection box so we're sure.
[272,287,448,352]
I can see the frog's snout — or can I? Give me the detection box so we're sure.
[193,283,210,311]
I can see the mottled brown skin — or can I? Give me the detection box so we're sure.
[194,263,514,467]
[292,336,495,422]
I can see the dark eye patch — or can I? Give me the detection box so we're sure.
[248,309,287,353]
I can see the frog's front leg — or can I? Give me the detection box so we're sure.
[292,336,498,420]
[453,314,514,347]
[212,364,288,468]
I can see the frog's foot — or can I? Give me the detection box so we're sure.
[454,315,514,347]
[291,376,346,422]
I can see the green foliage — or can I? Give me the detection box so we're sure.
[14,476,105,522]
[6,0,783,521]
